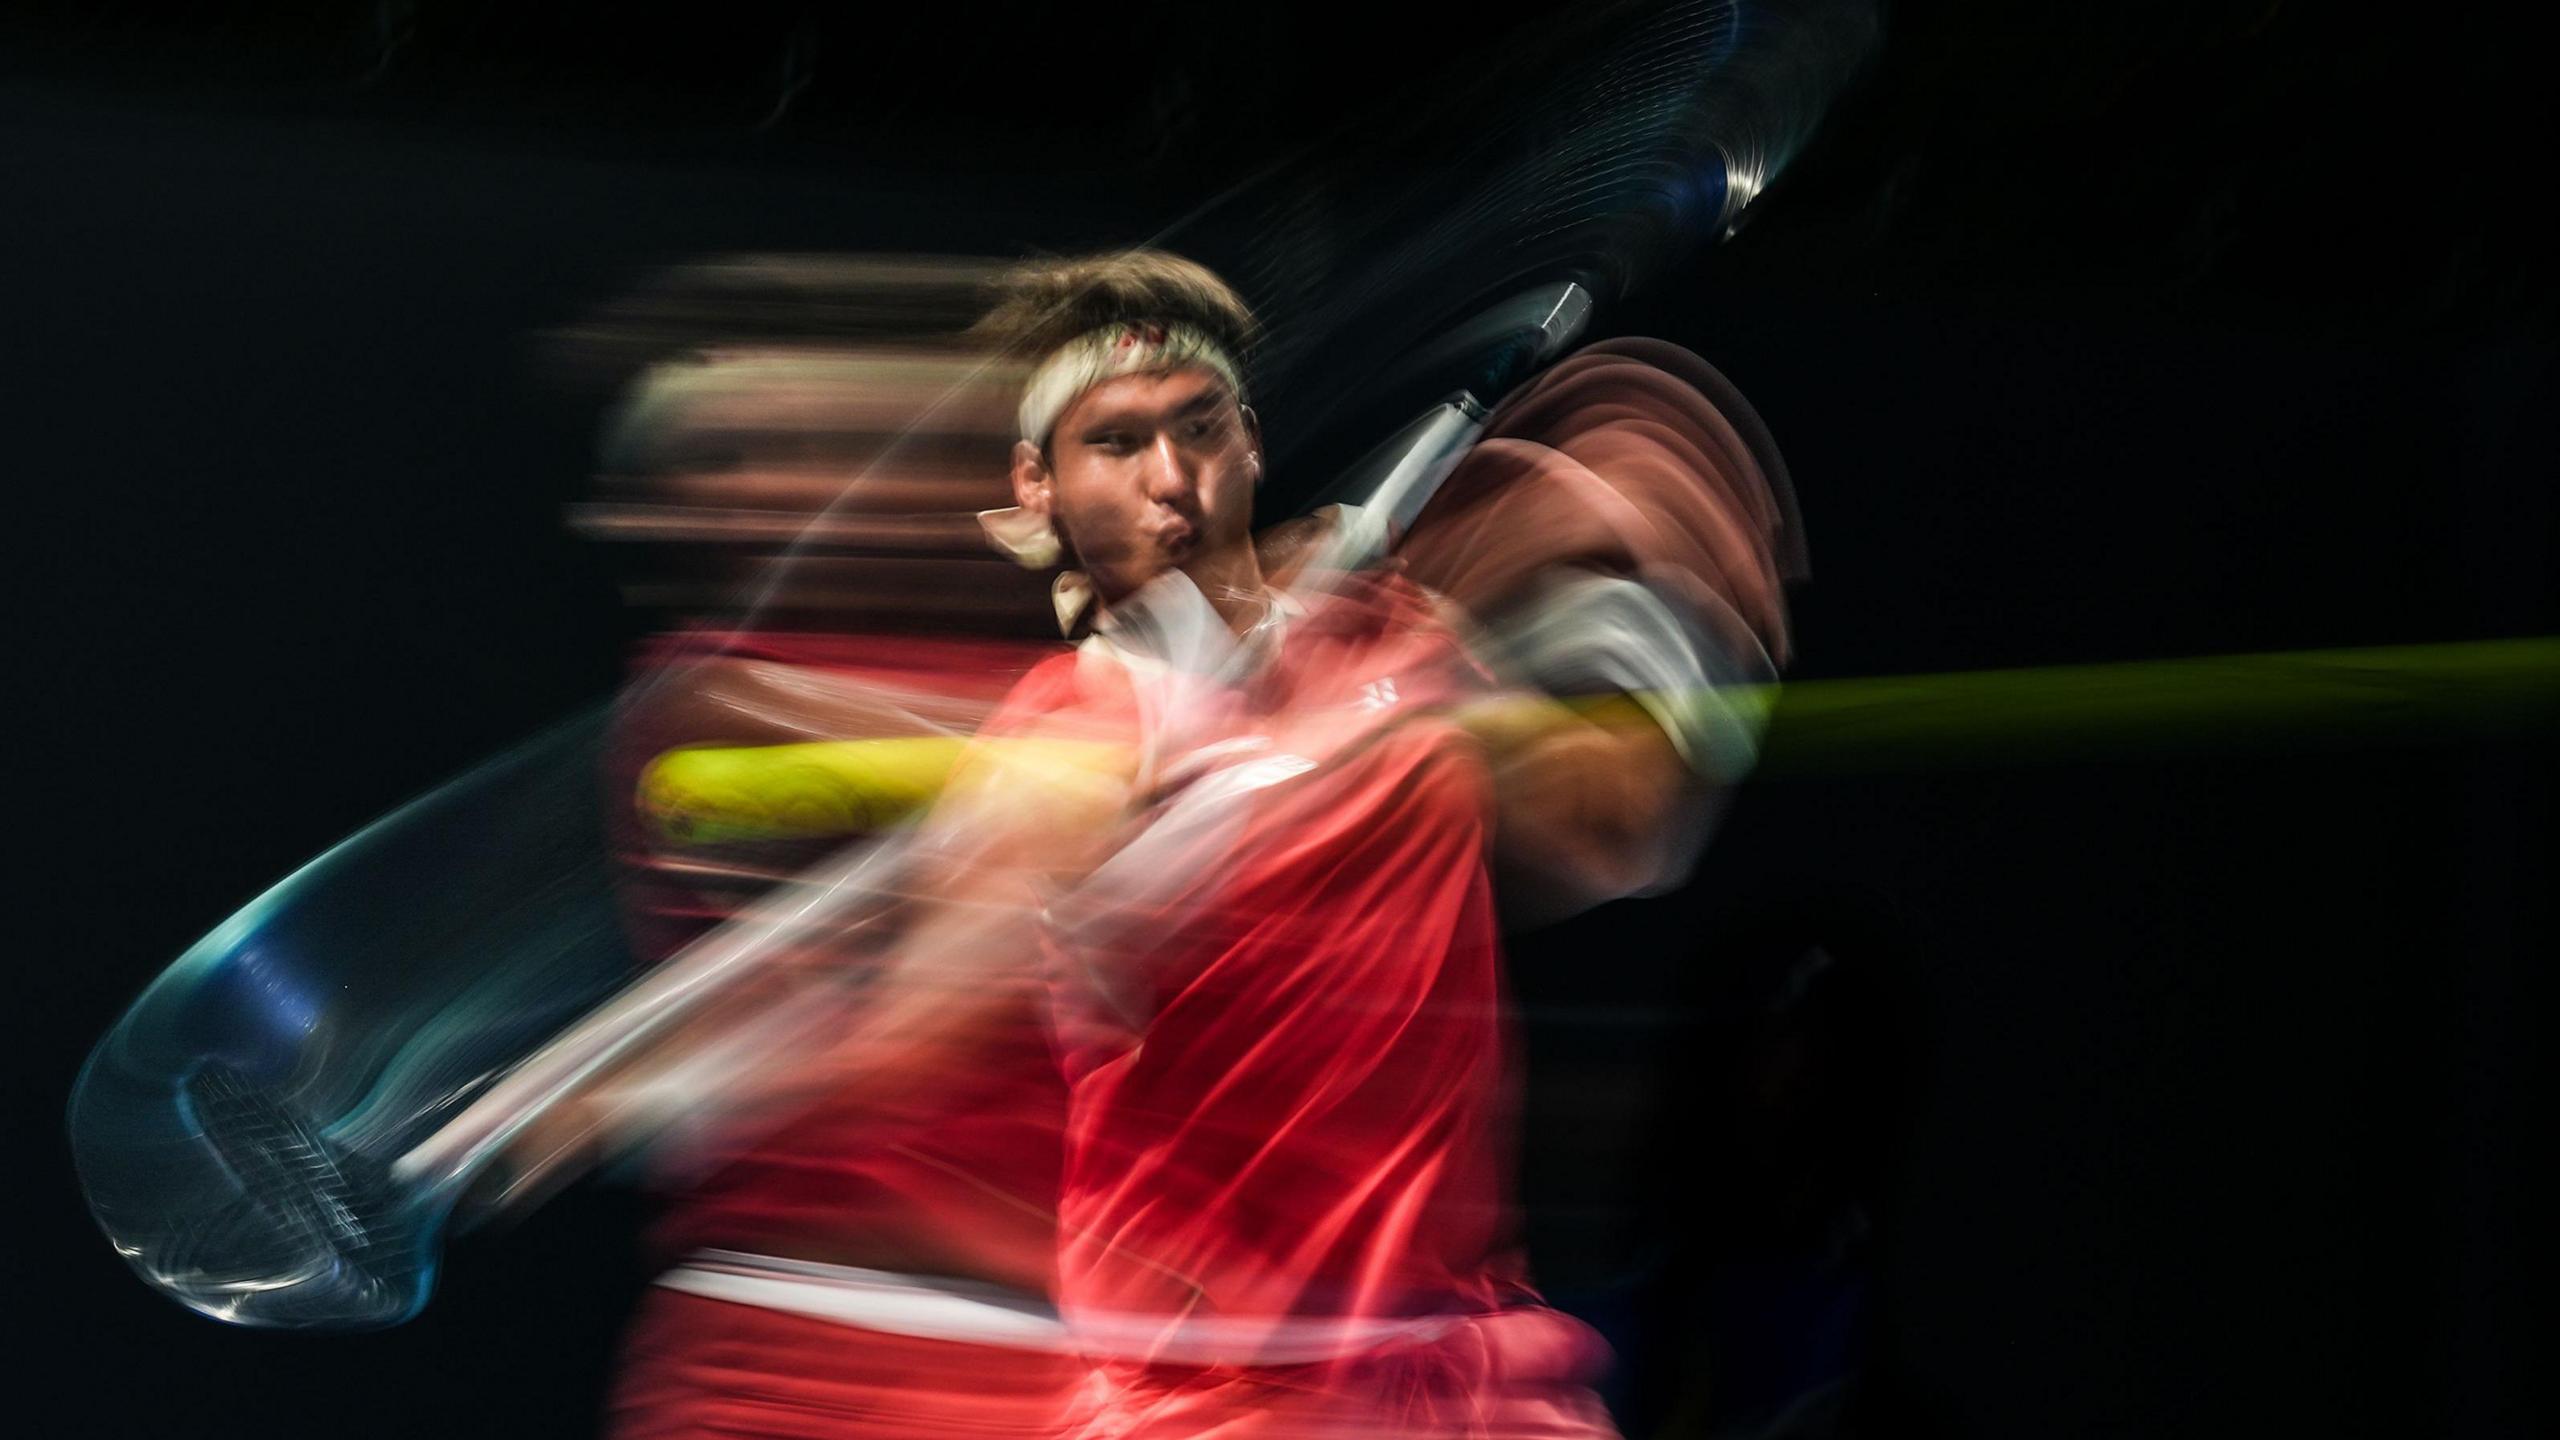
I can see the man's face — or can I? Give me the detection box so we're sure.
[1014,366,1258,603]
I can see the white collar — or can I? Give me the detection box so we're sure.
[1081,569,1299,680]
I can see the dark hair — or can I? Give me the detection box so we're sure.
[975,250,1261,372]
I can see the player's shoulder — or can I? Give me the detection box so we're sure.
[990,646,1084,711]
[1294,569,1461,643]
[1278,569,1493,708]
[981,643,1141,736]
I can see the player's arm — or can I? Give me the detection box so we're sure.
[1463,568,1774,916]
[481,719,1133,1210]
[728,725,1133,1099]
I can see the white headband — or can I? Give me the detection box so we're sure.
[1014,320,1244,447]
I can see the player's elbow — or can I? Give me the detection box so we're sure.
[1493,721,1698,914]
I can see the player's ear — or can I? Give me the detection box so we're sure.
[1239,406,1264,480]
[1010,439,1054,517]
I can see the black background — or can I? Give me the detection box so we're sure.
[5,3,2548,1436]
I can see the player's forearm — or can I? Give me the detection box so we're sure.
[475,890,1035,1215]
[1478,701,1691,903]
[493,737,1124,1198]
[686,864,1049,1121]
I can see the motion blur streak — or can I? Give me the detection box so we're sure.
[1756,636,2560,776]
[68,3,1891,1434]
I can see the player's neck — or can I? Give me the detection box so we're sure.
[1178,542,1274,637]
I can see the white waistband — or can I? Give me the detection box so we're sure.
[658,1251,1076,1353]
[658,1250,1464,1366]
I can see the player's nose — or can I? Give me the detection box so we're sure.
[1139,432,1196,506]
